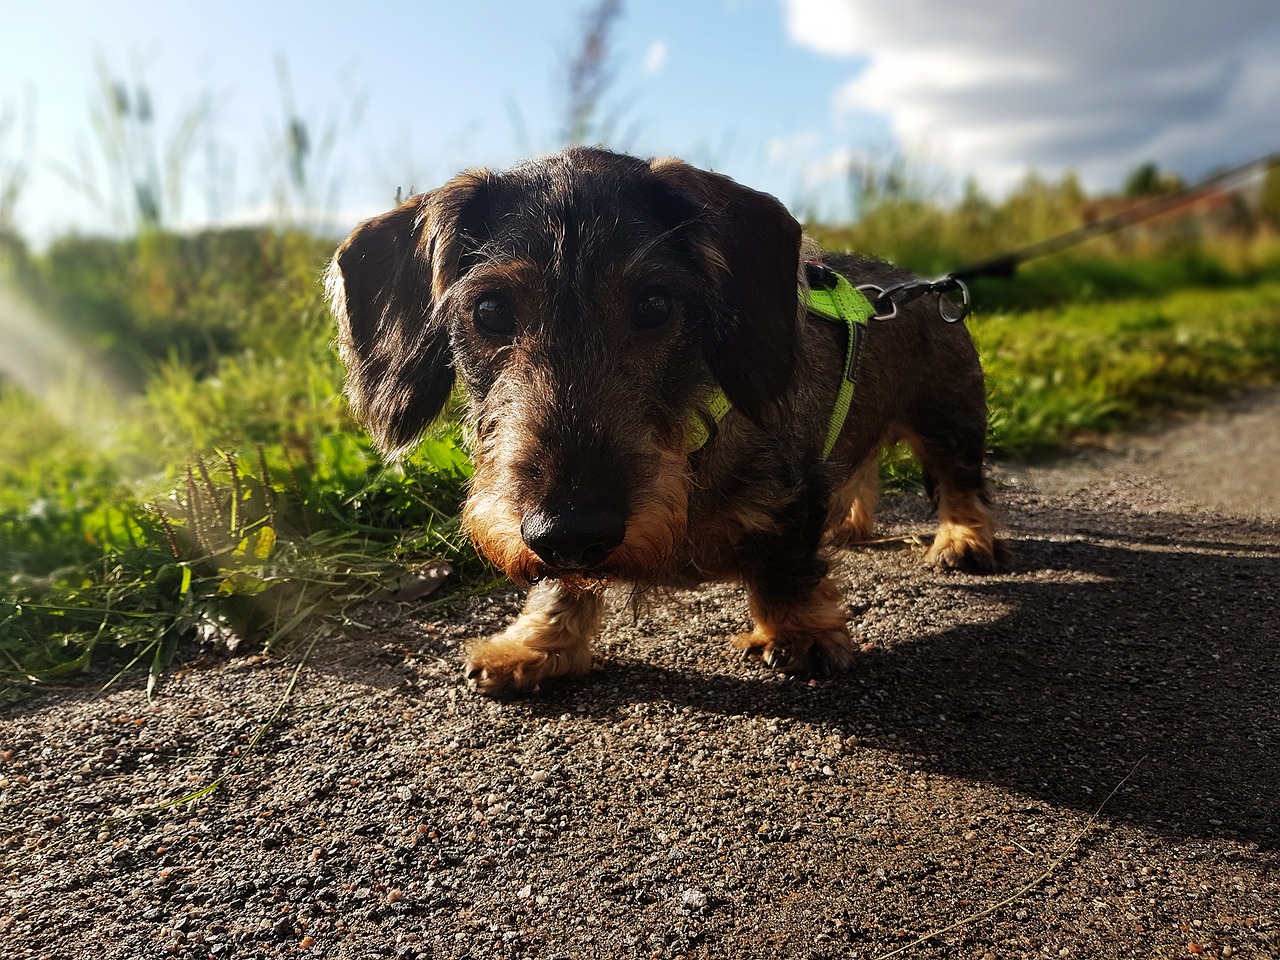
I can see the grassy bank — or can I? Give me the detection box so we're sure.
[2,227,1279,695]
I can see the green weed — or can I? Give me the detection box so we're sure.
[0,228,487,699]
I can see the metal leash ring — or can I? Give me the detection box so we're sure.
[935,275,971,323]
[854,283,898,321]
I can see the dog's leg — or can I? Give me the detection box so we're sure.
[826,452,881,547]
[904,420,1000,572]
[734,493,854,675]
[736,575,854,676]
[465,581,603,695]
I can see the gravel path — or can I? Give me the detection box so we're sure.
[3,392,1278,960]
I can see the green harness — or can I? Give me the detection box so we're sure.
[685,263,876,458]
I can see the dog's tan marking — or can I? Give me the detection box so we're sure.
[465,581,603,695]
[825,453,881,546]
[462,430,543,586]
[735,576,853,675]
[604,442,690,581]
[925,488,999,572]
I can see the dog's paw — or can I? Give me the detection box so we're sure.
[734,627,855,678]
[463,582,601,696]
[925,521,1001,572]
[464,630,593,697]
[463,645,542,697]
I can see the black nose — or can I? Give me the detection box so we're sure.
[520,500,626,569]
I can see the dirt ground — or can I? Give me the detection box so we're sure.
[2,391,1277,960]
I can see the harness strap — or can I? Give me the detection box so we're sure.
[803,262,877,458]
[683,385,732,453]
[683,262,876,458]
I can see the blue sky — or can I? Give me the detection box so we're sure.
[3,0,1278,244]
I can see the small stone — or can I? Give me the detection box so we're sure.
[530,770,550,784]
[681,888,707,912]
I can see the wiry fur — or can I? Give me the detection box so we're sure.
[327,147,1000,695]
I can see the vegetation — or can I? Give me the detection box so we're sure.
[0,227,491,698]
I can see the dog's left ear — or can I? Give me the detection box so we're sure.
[647,157,802,423]
[325,172,487,454]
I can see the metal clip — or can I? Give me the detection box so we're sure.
[857,275,971,324]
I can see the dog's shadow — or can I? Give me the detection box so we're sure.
[520,513,1280,851]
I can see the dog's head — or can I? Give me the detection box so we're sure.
[326,147,802,584]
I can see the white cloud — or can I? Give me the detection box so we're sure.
[785,0,1280,192]
[643,39,669,75]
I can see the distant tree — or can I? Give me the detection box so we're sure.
[1124,162,1160,197]
[1124,161,1184,198]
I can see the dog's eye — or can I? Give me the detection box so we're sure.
[473,294,516,338]
[632,288,673,331]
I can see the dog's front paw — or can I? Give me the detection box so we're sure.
[464,643,549,696]
[463,582,602,696]
[464,633,592,696]
[734,626,855,678]
[739,576,854,678]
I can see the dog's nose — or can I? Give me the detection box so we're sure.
[521,500,626,569]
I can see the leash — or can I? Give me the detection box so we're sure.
[875,151,1278,316]
[950,151,1277,284]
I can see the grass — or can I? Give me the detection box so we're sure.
[0,229,492,699]
[0,375,483,696]
[978,283,1280,456]
[2,207,1279,698]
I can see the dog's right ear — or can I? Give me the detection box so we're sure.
[325,172,488,455]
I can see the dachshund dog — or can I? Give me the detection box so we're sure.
[326,147,998,695]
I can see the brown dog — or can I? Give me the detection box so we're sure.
[326,147,998,695]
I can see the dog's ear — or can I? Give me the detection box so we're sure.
[325,172,488,454]
[647,157,802,424]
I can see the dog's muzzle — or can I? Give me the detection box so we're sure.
[520,498,626,573]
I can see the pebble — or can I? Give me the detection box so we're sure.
[681,889,707,912]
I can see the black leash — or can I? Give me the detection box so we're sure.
[858,151,1278,325]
